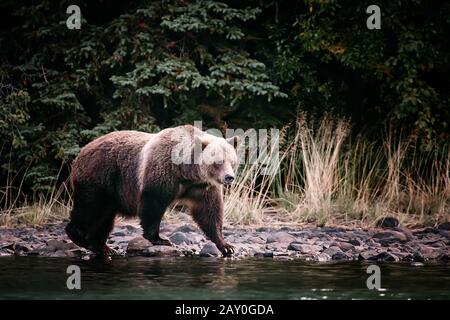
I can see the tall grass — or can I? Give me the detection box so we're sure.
[225,115,450,227]
[0,164,71,227]
[224,128,287,225]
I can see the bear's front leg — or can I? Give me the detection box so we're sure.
[139,190,173,246]
[189,186,235,256]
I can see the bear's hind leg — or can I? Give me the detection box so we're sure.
[86,199,117,256]
[67,185,117,255]
[139,191,172,246]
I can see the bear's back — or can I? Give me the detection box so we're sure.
[71,131,154,185]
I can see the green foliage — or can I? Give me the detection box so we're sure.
[0,0,448,197]
[0,0,285,193]
[269,0,450,146]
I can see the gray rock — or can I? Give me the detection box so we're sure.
[266,232,296,243]
[288,243,322,254]
[438,252,450,262]
[372,230,408,244]
[348,239,361,246]
[127,236,151,254]
[336,241,354,252]
[47,239,78,251]
[376,216,399,229]
[358,251,378,260]
[247,236,266,244]
[176,224,198,233]
[266,242,289,251]
[418,245,442,260]
[323,246,342,257]
[169,232,193,245]
[110,228,127,237]
[110,235,136,245]
[200,243,221,257]
[437,222,450,230]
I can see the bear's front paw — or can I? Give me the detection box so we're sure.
[220,243,235,256]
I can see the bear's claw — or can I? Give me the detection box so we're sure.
[220,243,235,256]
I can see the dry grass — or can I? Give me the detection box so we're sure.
[224,115,449,227]
[0,165,71,227]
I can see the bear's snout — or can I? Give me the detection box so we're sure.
[223,174,235,185]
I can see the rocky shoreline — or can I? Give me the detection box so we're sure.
[1,218,449,263]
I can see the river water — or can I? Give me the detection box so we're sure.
[0,256,449,299]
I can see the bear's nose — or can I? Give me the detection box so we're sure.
[223,174,235,185]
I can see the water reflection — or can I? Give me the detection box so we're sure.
[0,256,449,299]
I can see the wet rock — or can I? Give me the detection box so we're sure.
[288,243,322,254]
[370,251,400,262]
[273,255,293,261]
[376,216,399,229]
[13,243,33,253]
[331,251,348,260]
[254,251,274,258]
[315,253,332,262]
[438,252,450,262]
[372,230,408,244]
[127,236,152,254]
[266,232,296,244]
[411,251,425,262]
[0,250,13,257]
[200,243,221,257]
[273,251,290,257]
[47,239,78,251]
[143,246,179,257]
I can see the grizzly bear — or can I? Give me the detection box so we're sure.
[65,125,239,256]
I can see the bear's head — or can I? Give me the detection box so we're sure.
[195,134,239,186]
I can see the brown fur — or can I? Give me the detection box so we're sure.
[66,125,236,256]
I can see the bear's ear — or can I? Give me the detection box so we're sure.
[194,135,209,151]
[226,135,240,149]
